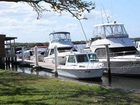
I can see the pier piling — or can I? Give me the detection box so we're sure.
[54,46,58,77]
[105,44,112,84]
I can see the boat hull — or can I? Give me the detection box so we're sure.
[102,60,140,76]
[57,68,104,79]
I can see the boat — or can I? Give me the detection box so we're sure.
[89,22,140,76]
[44,32,77,66]
[57,52,105,79]
[30,46,48,62]
[136,41,140,52]
[16,49,33,60]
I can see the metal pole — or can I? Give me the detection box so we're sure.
[105,44,111,84]
[34,46,39,67]
[78,19,88,42]
[54,46,58,77]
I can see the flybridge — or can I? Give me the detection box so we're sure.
[49,32,71,43]
[94,23,129,38]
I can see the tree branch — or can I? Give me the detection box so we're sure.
[0,0,95,19]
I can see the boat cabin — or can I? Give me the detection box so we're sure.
[91,22,139,58]
[66,53,99,65]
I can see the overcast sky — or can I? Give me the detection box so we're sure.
[0,0,140,42]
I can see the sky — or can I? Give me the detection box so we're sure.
[0,0,140,42]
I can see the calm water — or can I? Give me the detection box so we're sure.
[9,66,140,91]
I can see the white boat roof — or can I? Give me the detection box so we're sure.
[91,38,134,47]
[94,23,124,27]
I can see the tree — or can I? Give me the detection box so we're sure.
[0,0,95,19]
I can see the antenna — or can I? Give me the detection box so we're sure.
[102,6,110,23]
[99,0,110,23]
[78,16,88,43]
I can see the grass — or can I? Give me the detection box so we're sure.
[0,70,139,105]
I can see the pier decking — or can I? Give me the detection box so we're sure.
[17,59,55,70]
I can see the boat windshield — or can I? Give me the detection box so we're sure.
[76,54,89,63]
[49,32,71,42]
[94,23,128,38]
[88,53,99,62]
[58,47,76,53]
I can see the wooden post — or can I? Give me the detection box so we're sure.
[54,46,58,77]
[34,46,39,67]
[21,47,25,63]
[105,44,111,84]
[0,57,5,69]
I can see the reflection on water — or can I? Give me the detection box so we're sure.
[102,76,140,90]
[17,67,54,77]
[2,66,140,90]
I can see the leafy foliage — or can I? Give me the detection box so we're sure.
[2,0,95,19]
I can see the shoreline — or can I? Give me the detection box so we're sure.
[0,69,139,104]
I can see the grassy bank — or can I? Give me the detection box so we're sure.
[0,70,139,105]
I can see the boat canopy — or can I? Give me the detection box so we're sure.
[94,23,128,38]
[49,32,71,42]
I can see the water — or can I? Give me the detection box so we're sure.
[11,66,140,91]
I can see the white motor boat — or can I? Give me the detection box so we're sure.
[90,22,140,76]
[57,52,105,79]
[44,32,77,66]
[30,46,48,62]
[16,49,33,60]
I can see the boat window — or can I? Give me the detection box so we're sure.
[49,32,71,42]
[94,24,128,38]
[95,48,107,58]
[109,47,137,56]
[88,53,99,62]
[68,55,76,63]
[95,47,138,58]
[57,47,75,53]
[50,49,54,55]
[76,54,89,63]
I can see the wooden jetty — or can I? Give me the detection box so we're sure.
[17,59,55,70]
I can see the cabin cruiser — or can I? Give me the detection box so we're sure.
[57,52,105,79]
[16,49,33,60]
[89,22,140,76]
[44,32,77,65]
[29,46,48,62]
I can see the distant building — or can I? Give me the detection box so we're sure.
[0,35,5,57]
[0,34,17,66]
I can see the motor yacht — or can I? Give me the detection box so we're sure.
[57,52,105,79]
[90,22,140,76]
[44,32,77,65]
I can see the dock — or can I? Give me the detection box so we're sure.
[17,59,55,71]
